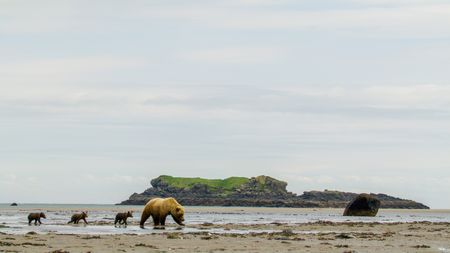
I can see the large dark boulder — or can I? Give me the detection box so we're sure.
[10,203,18,206]
[343,193,380,217]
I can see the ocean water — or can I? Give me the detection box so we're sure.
[1,204,449,235]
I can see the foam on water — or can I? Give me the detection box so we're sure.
[1,204,449,235]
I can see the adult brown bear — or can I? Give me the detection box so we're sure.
[139,197,185,228]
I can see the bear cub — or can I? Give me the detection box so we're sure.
[28,212,46,225]
[115,211,133,227]
[68,211,88,224]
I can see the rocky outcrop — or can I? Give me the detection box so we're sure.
[118,175,429,209]
[343,193,381,216]
[298,190,428,209]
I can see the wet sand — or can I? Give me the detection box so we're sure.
[1,221,450,253]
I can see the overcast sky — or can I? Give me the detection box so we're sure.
[1,0,450,208]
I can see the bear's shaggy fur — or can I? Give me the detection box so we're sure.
[139,197,185,228]
[28,212,46,225]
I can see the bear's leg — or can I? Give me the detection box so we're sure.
[152,214,160,226]
[140,210,151,228]
[160,215,167,226]
[38,218,42,225]
[35,219,38,225]
[28,218,32,225]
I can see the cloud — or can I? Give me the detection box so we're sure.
[0,56,143,76]
[2,1,450,39]
[139,3,450,38]
[363,84,450,106]
[346,0,449,6]
[179,47,284,64]
[83,174,148,184]
[223,0,449,7]
[0,174,17,185]
[0,1,97,35]
[0,56,146,94]
[2,84,450,125]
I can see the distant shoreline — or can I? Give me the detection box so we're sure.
[2,203,449,210]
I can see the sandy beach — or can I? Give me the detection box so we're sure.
[1,221,450,252]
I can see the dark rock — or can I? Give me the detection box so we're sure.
[10,203,18,206]
[343,193,381,217]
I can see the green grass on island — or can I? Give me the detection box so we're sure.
[158,175,250,191]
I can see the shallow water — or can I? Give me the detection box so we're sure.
[1,204,449,235]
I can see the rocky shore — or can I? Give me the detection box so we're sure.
[118,175,429,209]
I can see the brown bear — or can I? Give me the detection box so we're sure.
[28,212,46,225]
[139,197,185,229]
[68,211,88,224]
[115,211,133,226]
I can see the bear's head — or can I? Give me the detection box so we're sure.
[127,211,133,218]
[40,212,46,219]
[81,211,88,218]
[170,205,185,226]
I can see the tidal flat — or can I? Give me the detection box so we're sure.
[1,222,450,252]
[1,205,450,252]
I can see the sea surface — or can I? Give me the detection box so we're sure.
[1,204,449,235]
